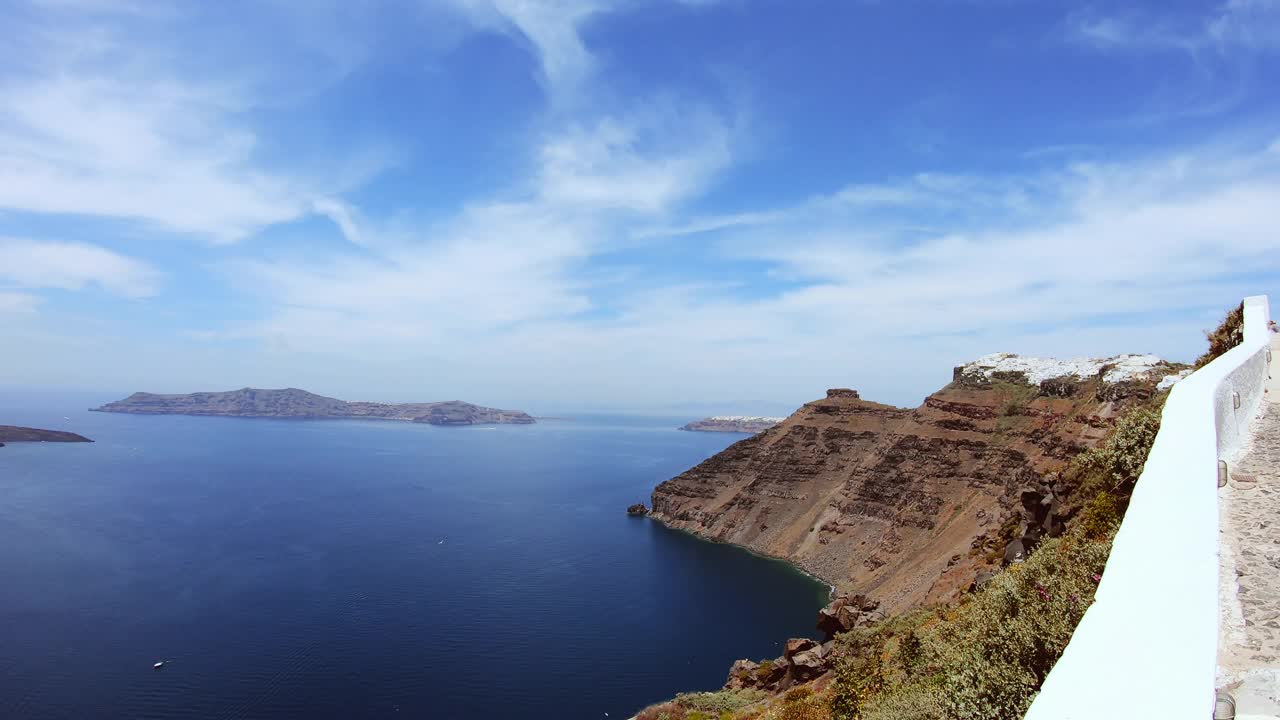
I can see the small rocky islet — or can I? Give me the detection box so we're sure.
[0,425,93,447]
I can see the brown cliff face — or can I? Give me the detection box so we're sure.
[650,356,1184,614]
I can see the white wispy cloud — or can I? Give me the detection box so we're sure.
[0,74,311,242]
[207,126,1280,408]
[1206,0,1280,51]
[0,291,41,314]
[3,0,1276,410]
[536,107,735,213]
[0,2,384,243]
[1070,0,1280,54]
[225,100,738,349]
[235,202,595,342]
[0,237,161,298]
[446,0,617,95]
[511,154,1275,406]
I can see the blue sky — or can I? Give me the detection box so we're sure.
[1,0,1277,413]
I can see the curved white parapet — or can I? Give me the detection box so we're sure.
[1024,296,1272,720]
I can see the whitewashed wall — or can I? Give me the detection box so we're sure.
[1024,295,1272,720]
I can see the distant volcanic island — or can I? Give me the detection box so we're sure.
[680,415,786,434]
[91,388,535,426]
[0,426,93,447]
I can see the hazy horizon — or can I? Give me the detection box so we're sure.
[3,1,1278,410]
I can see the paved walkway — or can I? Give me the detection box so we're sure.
[1219,333,1280,719]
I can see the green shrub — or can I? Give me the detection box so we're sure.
[785,687,814,703]
[994,381,1037,418]
[830,402,1159,720]
[778,685,830,720]
[829,653,882,720]
[936,533,1112,719]
[676,689,768,713]
[1077,491,1121,540]
[636,701,687,720]
[1075,407,1161,495]
[859,684,945,720]
[896,628,923,674]
[1195,302,1244,368]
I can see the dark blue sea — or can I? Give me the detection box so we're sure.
[0,393,828,720]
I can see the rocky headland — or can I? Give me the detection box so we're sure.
[649,353,1187,615]
[680,416,786,434]
[625,300,1269,720]
[0,425,93,446]
[632,351,1189,719]
[91,388,535,426]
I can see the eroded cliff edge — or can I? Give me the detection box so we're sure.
[650,353,1188,615]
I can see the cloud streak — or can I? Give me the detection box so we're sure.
[226,100,738,351]
[212,126,1280,408]
[0,237,160,298]
[446,0,617,96]
[0,1,383,243]
[1070,0,1280,54]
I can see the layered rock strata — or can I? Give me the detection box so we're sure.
[651,354,1188,614]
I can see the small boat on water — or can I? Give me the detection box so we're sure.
[153,660,166,670]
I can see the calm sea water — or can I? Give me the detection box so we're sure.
[0,393,828,720]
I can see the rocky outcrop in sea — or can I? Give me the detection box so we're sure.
[0,426,93,445]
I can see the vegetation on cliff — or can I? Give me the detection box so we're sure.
[635,399,1163,720]
[825,403,1156,720]
[633,305,1266,720]
[1194,302,1245,368]
[637,689,770,720]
